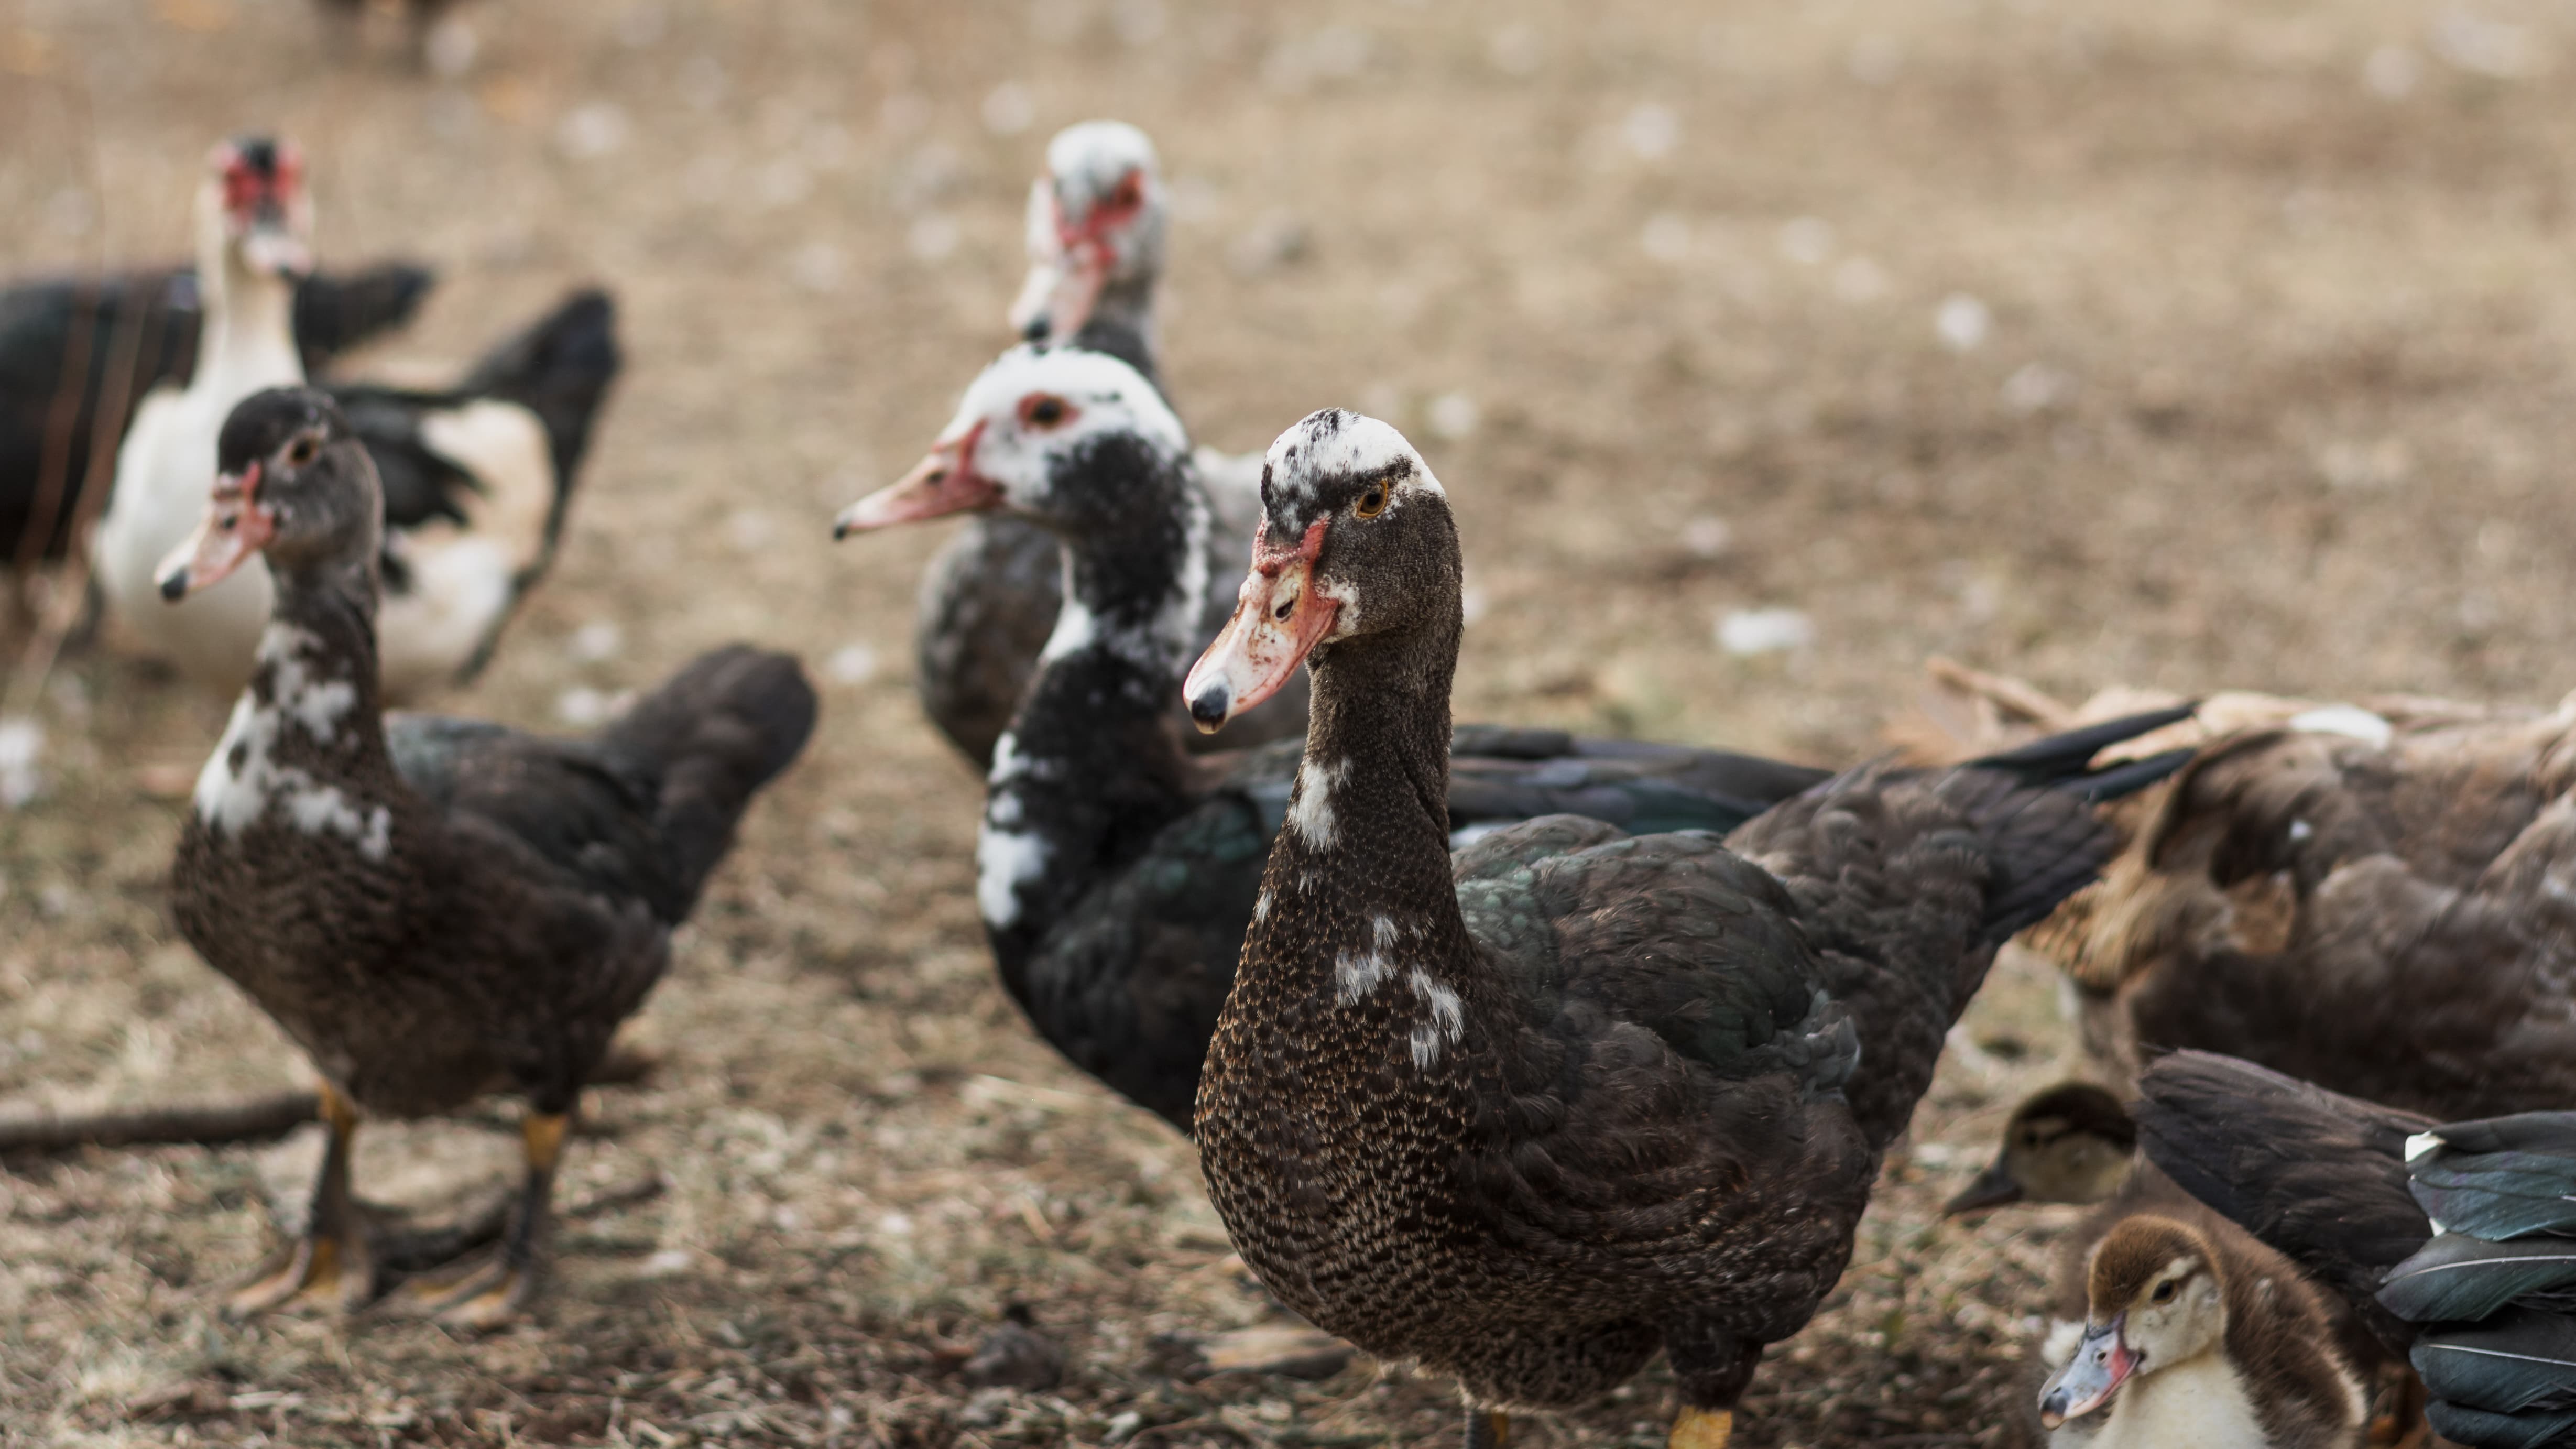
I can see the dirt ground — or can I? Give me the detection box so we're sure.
[2,0,2573,1443]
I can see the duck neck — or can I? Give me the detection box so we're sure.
[977,444,1208,994]
[196,232,303,394]
[1245,601,1476,1033]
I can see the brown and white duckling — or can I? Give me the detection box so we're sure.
[911,120,1294,768]
[1946,1081,2140,1215]
[2040,1214,2368,1448]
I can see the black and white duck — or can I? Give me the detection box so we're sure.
[836,348,1832,1130]
[92,136,620,700]
[1177,407,2196,1448]
[156,386,813,1326]
[911,120,1293,769]
[2139,1051,2576,1449]
[1,256,432,565]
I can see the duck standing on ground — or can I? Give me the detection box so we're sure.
[2138,1051,2576,1449]
[911,120,1297,768]
[836,348,1832,1129]
[93,136,620,700]
[1,258,432,565]
[156,386,813,1326]
[1178,407,2195,1447]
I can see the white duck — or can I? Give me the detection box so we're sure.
[93,137,621,701]
[95,137,311,689]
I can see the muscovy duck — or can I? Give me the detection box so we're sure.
[1178,408,2196,1449]
[912,119,1294,769]
[1905,665,2576,1121]
[92,136,620,700]
[2138,1051,2576,1449]
[2036,1212,2370,1448]
[1942,1080,2140,1215]
[156,386,813,1326]
[1,258,432,565]
[836,347,1830,1130]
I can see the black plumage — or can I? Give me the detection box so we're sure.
[2137,1050,2576,1448]
[164,386,812,1325]
[841,349,1832,1130]
[0,261,431,563]
[1182,408,2193,1446]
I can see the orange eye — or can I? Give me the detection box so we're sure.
[1020,394,1075,429]
[1354,484,1388,518]
[1112,175,1142,209]
[286,435,319,467]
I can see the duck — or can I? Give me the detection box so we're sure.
[92,136,621,701]
[155,385,814,1326]
[835,347,1837,1130]
[1942,1080,2140,1215]
[2036,1212,2370,1448]
[911,119,1296,769]
[1,257,433,565]
[1895,661,2576,1123]
[2137,1050,2576,1449]
[1176,406,2196,1448]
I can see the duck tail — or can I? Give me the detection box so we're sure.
[457,287,621,498]
[1944,704,2199,944]
[290,260,437,372]
[602,645,818,919]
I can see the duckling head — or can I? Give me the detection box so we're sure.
[2037,1215,2229,1429]
[1944,1081,2137,1215]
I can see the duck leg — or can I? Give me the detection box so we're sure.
[225,1082,371,1316]
[1665,1320,1762,1449]
[398,1104,570,1330]
[1462,1407,1509,1449]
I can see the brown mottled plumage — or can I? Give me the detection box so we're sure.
[1182,410,2191,1447]
[1898,664,2576,1121]
[164,386,814,1326]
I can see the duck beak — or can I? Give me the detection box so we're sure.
[2037,1316,2134,1428]
[1184,519,1334,733]
[157,463,274,600]
[238,212,314,280]
[832,423,996,538]
[1941,1156,2026,1216]
[1008,246,1109,344]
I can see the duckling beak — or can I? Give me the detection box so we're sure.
[1184,519,1334,733]
[833,424,996,539]
[156,463,275,600]
[2036,1316,2134,1428]
[1941,1156,2026,1216]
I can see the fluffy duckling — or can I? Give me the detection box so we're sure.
[2039,1214,2368,1448]
[1945,1081,2139,1215]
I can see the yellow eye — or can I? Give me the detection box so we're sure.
[1355,484,1388,518]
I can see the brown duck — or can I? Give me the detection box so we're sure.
[1180,408,2194,1448]
[1900,666,2576,1121]
[157,385,815,1326]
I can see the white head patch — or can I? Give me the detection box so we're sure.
[1261,410,1444,517]
[943,345,1188,511]
[1046,121,1160,220]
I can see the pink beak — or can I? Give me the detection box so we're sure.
[832,422,999,538]
[157,462,275,600]
[1183,519,1335,733]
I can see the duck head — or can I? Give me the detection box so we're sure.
[1007,121,1165,345]
[833,344,1189,540]
[200,136,313,282]
[1185,409,1455,732]
[158,388,377,598]
[1944,1081,2137,1215]
[2037,1216,2228,1429]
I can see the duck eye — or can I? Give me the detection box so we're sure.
[1020,395,1073,429]
[286,436,318,467]
[1112,174,1142,209]
[1355,484,1388,518]
[2152,1281,2177,1303]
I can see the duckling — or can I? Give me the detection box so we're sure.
[1945,1081,2139,1215]
[2039,1214,2368,1448]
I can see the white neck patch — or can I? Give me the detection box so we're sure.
[193,624,390,860]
